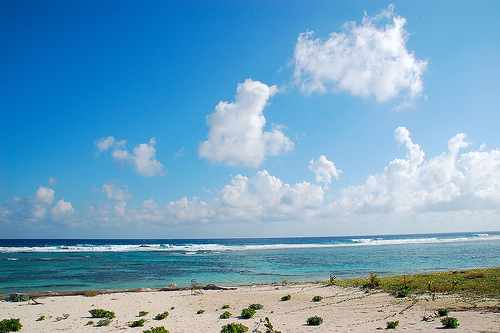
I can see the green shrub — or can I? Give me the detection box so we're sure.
[397,285,414,298]
[130,319,146,327]
[249,303,263,310]
[86,321,94,325]
[438,308,450,317]
[222,304,230,309]
[220,311,232,319]
[240,308,256,319]
[312,296,323,302]
[307,316,323,326]
[37,315,45,321]
[143,327,169,333]
[139,311,149,317]
[0,318,22,332]
[387,321,399,329]
[154,311,169,320]
[197,310,205,314]
[89,309,115,318]
[12,294,29,302]
[441,317,459,329]
[281,294,291,301]
[96,318,111,327]
[260,317,281,333]
[220,322,248,333]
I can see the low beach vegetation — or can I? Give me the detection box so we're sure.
[254,317,281,333]
[240,308,255,319]
[335,267,500,298]
[441,317,459,329]
[222,304,230,309]
[139,311,149,317]
[96,318,112,327]
[154,311,169,320]
[37,315,45,321]
[12,294,29,302]
[86,321,94,325]
[143,327,169,333]
[89,309,115,319]
[306,316,323,326]
[130,319,146,327]
[397,285,414,298]
[197,310,205,314]
[312,296,323,302]
[83,291,99,297]
[249,303,263,310]
[386,321,399,329]
[0,318,22,333]
[56,313,70,321]
[220,322,248,333]
[438,308,450,316]
[220,311,232,319]
[280,294,291,301]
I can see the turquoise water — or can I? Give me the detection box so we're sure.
[1,232,499,295]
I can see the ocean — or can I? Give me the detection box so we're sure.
[1,232,499,295]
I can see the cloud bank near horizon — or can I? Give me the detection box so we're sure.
[3,128,500,232]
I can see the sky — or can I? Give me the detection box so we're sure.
[1,1,500,239]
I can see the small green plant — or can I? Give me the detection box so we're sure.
[240,308,256,319]
[441,317,459,329]
[329,274,337,285]
[260,317,281,333]
[96,318,112,326]
[249,303,263,310]
[369,271,380,288]
[438,308,450,316]
[220,311,232,319]
[83,291,99,297]
[86,321,94,325]
[56,313,70,321]
[12,294,30,302]
[143,327,169,333]
[197,310,205,314]
[130,319,146,327]
[89,309,115,318]
[307,316,323,326]
[154,311,169,320]
[222,304,230,309]
[312,295,323,302]
[220,322,248,333]
[0,318,22,332]
[280,294,291,301]
[37,315,45,321]
[387,321,399,329]
[139,311,149,317]
[397,285,414,298]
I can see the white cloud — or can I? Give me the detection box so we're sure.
[0,186,73,226]
[102,183,132,202]
[293,5,428,105]
[97,137,164,177]
[309,155,342,186]
[199,79,294,167]
[48,177,58,185]
[51,200,75,221]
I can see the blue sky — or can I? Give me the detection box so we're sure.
[1,1,500,238]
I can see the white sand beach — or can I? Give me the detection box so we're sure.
[2,283,499,332]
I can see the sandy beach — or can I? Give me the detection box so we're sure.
[2,283,499,332]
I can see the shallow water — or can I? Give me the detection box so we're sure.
[1,232,499,295]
